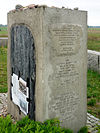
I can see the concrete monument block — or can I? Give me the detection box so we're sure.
[88,50,100,72]
[0,38,8,46]
[7,5,87,133]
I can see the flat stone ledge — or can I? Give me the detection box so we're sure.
[88,50,100,56]
[88,50,100,72]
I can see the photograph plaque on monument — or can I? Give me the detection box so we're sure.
[11,73,29,115]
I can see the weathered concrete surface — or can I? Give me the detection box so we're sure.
[40,7,87,133]
[7,6,87,133]
[88,50,100,72]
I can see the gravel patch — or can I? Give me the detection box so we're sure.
[0,93,7,117]
[87,113,100,133]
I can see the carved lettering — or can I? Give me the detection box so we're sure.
[48,24,83,121]
[49,92,79,120]
[51,25,83,55]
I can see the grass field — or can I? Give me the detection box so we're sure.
[88,28,100,51]
[87,28,100,118]
[87,70,100,119]
[0,26,8,37]
[0,46,7,93]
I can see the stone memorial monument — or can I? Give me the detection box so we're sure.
[7,5,87,132]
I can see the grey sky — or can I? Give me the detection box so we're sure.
[0,0,100,25]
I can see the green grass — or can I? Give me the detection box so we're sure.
[0,26,8,37]
[0,46,7,93]
[0,116,73,133]
[87,28,100,51]
[88,40,100,51]
[87,28,100,118]
[87,70,100,118]
[0,115,89,133]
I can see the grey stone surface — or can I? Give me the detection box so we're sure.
[0,38,8,46]
[7,6,87,133]
[15,4,23,10]
[88,50,100,72]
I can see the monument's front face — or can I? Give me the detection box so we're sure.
[48,24,84,122]
[7,6,87,133]
[38,8,87,133]
[45,23,87,131]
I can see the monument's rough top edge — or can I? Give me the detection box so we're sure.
[8,4,87,14]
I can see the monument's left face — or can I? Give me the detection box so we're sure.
[7,5,43,121]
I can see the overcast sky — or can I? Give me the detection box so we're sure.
[0,0,100,26]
